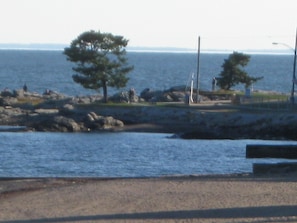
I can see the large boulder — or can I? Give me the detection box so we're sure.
[52,116,81,132]
[85,112,124,131]
[140,87,186,102]
[109,91,130,103]
[109,90,139,103]
[140,88,163,102]
[31,115,81,132]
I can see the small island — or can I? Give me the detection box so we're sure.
[0,86,295,140]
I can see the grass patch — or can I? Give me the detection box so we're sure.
[205,89,288,100]
[16,97,44,106]
[250,92,288,100]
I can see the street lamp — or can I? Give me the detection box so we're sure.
[272,28,297,104]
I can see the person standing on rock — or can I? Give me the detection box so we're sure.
[23,83,28,92]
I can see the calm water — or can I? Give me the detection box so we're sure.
[0,50,295,177]
[0,132,296,177]
[0,50,294,96]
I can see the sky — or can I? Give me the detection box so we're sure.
[0,0,297,51]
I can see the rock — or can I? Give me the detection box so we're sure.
[72,95,102,104]
[140,88,162,101]
[43,90,67,100]
[87,112,101,122]
[160,93,173,102]
[102,116,124,128]
[86,113,95,122]
[0,97,18,106]
[109,91,139,103]
[1,89,14,97]
[13,89,25,97]
[30,115,81,132]
[85,112,124,131]
[168,85,187,92]
[0,86,297,138]
[34,108,59,114]
[53,116,81,132]
[76,97,91,104]
[169,91,186,102]
[109,91,129,103]
[140,87,186,102]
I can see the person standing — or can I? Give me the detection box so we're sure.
[212,77,217,92]
[23,83,28,92]
[129,88,135,103]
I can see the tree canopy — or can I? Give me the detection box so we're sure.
[64,30,133,102]
[217,52,263,90]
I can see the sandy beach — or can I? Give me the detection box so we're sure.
[1,174,297,223]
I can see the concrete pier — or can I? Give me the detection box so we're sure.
[253,162,297,175]
[246,144,297,159]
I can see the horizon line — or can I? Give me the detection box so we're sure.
[0,43,293,55]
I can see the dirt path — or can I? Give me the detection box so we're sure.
[1,175,297,222]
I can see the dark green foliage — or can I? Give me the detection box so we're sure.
[217,52,263,90]
[64,30,134,102]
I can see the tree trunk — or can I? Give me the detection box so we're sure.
[103,82,108,103]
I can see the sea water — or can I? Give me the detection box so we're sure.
[0,50,294,96]
[0,50,295,177]
[0,132,296,177]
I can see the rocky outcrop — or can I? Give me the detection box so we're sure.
[0,88,297,140]
[0,89,125,132]
[26,111,124,132]
[140,87,187,102]
[31,115,81,132]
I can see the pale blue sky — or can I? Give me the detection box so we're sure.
[0,0,296,51]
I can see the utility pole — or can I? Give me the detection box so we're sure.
[292,27,297,104]
[196,36,201,103]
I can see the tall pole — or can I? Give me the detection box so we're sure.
[196,36,200,103]
[291,28,297,104]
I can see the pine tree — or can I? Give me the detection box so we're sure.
[217,52,263,90]
[64,30,134,102]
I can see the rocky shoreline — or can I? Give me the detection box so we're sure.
[0,88,297,140]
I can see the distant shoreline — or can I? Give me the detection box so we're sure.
[0,43,293,55]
